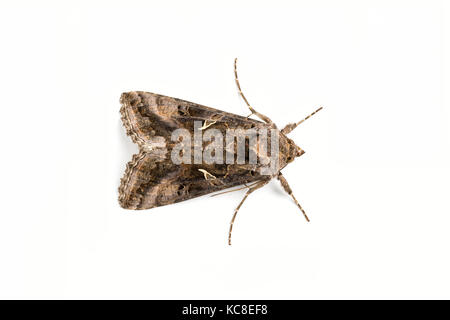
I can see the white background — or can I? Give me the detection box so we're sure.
[0,0,449,299]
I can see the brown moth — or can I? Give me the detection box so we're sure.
[119,59,322,245]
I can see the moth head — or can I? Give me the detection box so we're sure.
[296,145,305,157]
[285,137,305,164]
[282,106,322,164]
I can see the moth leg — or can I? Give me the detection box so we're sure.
[228,179,269,245]
[210,181,260,197]
[277,172,310,222]
[234,58,275,126]
[281,107,323,135]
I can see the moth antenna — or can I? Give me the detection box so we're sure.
[281,106,323,135]
[297,106,323,126]
[277,173,310,222]
[228,179,269,245]
[234,58,275,126]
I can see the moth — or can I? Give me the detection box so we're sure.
[119,59,322,245]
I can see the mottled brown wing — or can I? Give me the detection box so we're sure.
[118,151,270,209]
[120,91,265,146]
[119,91,269,210]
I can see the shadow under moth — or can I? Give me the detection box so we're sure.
[119,59,322,245]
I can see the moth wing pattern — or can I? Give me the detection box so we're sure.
[119,91,270,210]
[120,91,265,140]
